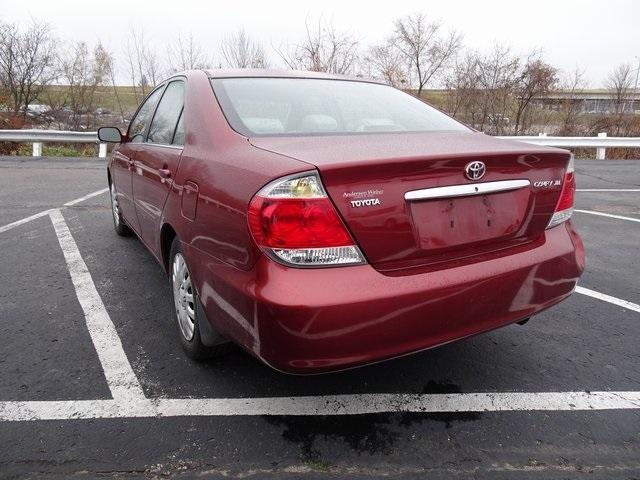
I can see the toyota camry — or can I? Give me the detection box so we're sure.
[99,70,585,374]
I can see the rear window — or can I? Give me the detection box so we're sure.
[210,78,469,137]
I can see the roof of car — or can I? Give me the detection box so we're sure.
[202,68,384,84]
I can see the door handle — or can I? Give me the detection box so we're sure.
[159,168,171,179]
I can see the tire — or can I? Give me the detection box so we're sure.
[109,181,132,236]
[169,237,232,360]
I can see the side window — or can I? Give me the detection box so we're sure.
[171,108,184,145]
[172,109,185,146]
[148,81,185,145]
[128,87,164,143]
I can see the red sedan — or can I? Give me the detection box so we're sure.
[99,70,585,374]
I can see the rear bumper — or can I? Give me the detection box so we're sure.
[191,221,585,374]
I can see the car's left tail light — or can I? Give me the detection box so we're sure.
[547,155,576,229]
[248,171,366,267]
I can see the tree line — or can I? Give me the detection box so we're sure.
[0,15,637,136]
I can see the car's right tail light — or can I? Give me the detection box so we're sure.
[248,171,366,267]
[547,155,576,229]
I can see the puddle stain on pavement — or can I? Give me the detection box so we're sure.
[264,381,482,461]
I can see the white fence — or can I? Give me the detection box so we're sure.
[497,132,640,160]
[0,130,639,160]
[0,130,107,157]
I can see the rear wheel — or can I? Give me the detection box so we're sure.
[169,238,231,360]
[109,181,132,236]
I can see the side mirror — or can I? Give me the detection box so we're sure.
[98,126,124,143]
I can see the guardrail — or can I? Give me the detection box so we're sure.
[498,132,640,160]
[0,130,639,160]
[0,129,106,157]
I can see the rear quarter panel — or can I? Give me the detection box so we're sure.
[162,71,309,271]
[160,72,312,348]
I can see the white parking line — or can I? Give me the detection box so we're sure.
[576,286,640,314]
[0,400,148,421]
[63,187,108,207]
[49,209,148,403]
[0,209,54,234]
[575,209,640,223]
[1,390,639,421]
[0,188,108,234]
[156,391,640,416]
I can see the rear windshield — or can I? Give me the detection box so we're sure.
[210,77,469,137]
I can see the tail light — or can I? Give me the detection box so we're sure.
[547,155,576,229]
[248,171,366,267]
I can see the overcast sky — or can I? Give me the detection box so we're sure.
[3,0,639,87]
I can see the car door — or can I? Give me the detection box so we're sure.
[131,79,186,256]
[113,86,165,234]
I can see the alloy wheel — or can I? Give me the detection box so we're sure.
[172,252,195,341]
[110,183,120,227]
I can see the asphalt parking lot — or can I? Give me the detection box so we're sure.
[0,156,639,479]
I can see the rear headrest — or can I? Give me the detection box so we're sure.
[242,117,285,134]
[299,114,338,132]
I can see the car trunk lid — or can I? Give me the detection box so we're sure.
[250,131,571,273]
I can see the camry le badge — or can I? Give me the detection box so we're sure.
[533,180,562,188]
[465,161,486,181]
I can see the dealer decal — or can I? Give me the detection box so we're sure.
[344,189,384,207]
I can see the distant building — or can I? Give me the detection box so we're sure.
[532,90,640,114]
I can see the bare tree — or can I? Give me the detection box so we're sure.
[276,18,358,74]
[393,12,461,96]
[443,51,480,118]
[512,53,558,134]
[0,20,58,117]
[101,46,126,124]
[558,67,586,135]
[607,63,634,114]
[124,27,162,101]
[58,41,112,129]
[168,34,210,71]
[443,45,517,133]
[221,29,266,69]
[443,45,560,135]
[474,44,520,134]
[364,38,407,87]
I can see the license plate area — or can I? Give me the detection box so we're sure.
[409,189,531,251]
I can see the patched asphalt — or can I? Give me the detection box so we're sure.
[0,157,639,479]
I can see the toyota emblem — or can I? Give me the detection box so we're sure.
[464,161,486,181]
